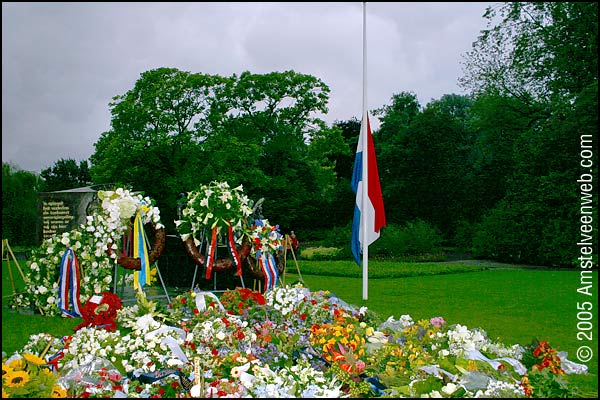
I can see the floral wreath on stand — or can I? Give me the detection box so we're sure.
[99,188,165,274]
[249,219,284,292]
[9,187,164,317]
[175,181,253,280]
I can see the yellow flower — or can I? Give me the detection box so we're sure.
[2,387,9,398]
[40,368,55,379]
[51,385,68,398]
[4,370,30,388]
[2,363,13,377]
[467,360,478,371]
[23,353,46,366]
[149,267,158,284]
[7,359,25,371]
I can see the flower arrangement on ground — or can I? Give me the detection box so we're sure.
[2,352,66,398]
[9,188,163,316]
[5,283,589,398]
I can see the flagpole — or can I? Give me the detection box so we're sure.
[361,1,369,301]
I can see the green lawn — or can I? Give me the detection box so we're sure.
[3,260,598,396]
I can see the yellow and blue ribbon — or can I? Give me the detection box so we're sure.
[133,212,151,291]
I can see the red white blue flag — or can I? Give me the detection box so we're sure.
[351,113,386,265]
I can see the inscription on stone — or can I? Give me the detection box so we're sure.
[42,201,73,239]
[37,189,99,244]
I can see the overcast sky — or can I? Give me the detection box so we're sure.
[2,2,492,173]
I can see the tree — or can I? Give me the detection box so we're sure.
[2,162,43,246]
[460,2,598,105]
[460,2,598,266]
[40,158,92,192]
[90,68,335,234]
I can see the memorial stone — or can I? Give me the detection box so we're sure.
[37,186,102,244]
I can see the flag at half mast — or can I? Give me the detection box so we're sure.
[351,112,386,266]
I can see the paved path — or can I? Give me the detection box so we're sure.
[438,259,566,270]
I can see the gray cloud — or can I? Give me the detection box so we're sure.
[2,2,490,173]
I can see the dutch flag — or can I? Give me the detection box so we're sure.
[351,112,386,266]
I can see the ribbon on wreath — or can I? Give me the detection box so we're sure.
[227,225,242,276]
[258,250,279,292]
[133,212,151,291]
[205,227,219,280]
[58,247,83,318]
[45,336,71,373]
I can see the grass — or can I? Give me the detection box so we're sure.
[3,259,598,396]
[293,259,488,278]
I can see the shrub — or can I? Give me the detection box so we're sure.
[300,247,344,261]
[370,220,443,258]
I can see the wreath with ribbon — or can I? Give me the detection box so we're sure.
[175,181,253,280]
[99,188,166,291]
[247,219,285,291]
[73,291,123,332]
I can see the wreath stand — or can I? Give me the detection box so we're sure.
[2,239,26,299]
[281,234,303,285]
[112,223,171,305]
[189,228,246,292]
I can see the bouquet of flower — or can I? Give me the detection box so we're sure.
[98,188,164,236]
[167,290,224,322]
[219,287,267,316]
[2,353,66,398]
[74,292,123,332]
[519,339,578,398]
[249,219,284,257]
[175,181,253,245]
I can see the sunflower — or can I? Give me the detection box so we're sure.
[7,359,25,371]
[1,363,13,377]
[23,353,46,366]
[39,368,55,379]
[4,370,30,388]
[51,385,67,398]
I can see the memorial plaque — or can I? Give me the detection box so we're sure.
[37,187,100,243]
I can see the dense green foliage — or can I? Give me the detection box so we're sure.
[40,158,92,192]
[2,2,597,267]
[2,163,43,247]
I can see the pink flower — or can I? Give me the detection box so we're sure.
[430,317,446,328]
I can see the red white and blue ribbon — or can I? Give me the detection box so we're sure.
[45,336,70,373]
[205,227,218,280]
[58,247,83,318]
[227,225,242,276]
[133,212,151,291]
[258,251,279,292]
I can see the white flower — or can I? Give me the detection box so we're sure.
[442,383,458,395]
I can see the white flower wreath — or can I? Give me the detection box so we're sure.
[10,188,163,316]
[175,181,253,246]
